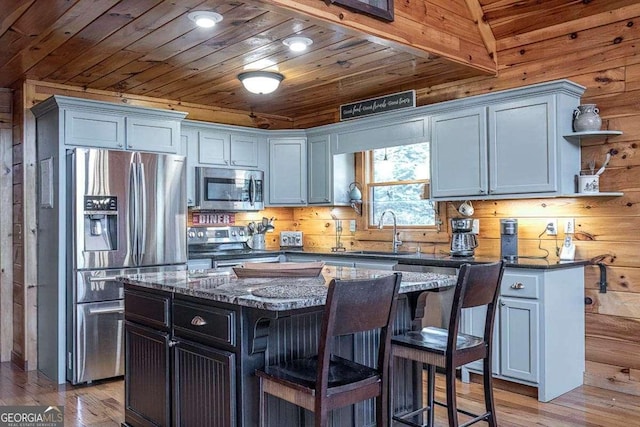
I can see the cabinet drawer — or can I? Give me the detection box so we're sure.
[173,300,236,347]
[500,272,540,299]
[125,288,171,330]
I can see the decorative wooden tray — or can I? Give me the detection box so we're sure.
[233,262,325,278]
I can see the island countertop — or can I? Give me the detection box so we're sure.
[118,265,457,311]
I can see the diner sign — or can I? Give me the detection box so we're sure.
[340,90,415,121]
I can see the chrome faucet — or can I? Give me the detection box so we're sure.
[378,210,403,253]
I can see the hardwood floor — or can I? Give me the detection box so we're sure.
[1,361,639,426]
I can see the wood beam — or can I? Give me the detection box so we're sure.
[258,0,496,75]
[464,0,497,66]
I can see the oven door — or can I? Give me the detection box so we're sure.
[73,300,125,384]
[196,167,263,211]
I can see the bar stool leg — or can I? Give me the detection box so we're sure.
[445,365,459,427]
[426,364,435,427]
[483,357,497,427]
[259,378,266,427]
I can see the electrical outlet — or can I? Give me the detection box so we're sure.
[349,220,356,232]
[472,219,480,234]
[564,218,575,234]
[545,219,558,236]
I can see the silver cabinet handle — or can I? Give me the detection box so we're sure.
[88,307,124,315]
[510,282,525,290]
[168,340,180,347]
[191,316,207,326]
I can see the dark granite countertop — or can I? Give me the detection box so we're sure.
[119,265,457,311]
[188,248,590,270]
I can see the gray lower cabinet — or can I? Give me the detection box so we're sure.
[124,286,237,427]
[461,267,584,402]
[269,137,307,205]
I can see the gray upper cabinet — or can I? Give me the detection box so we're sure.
[198,130,259,168]
[125,116,181,153]
[430,107,488,198]
[429,80,582,201]
[307,133,354,205]
[43,96,186,153]
[489,96,556,194]
[269,138,307,206]
[64,109,126,149]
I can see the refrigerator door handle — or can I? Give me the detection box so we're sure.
[138,162,147,260]
[128,161,139,265]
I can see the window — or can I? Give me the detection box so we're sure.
[367,142,436,227]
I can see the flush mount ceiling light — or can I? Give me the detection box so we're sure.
[282,36,313,52]
[237,71,284,95]
[188,11,223,28]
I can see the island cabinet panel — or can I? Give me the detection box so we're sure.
[124,322,171,427]
[173,340,236,427]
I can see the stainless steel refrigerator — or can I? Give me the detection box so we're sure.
[38,147,186,384]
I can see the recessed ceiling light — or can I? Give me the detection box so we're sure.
[188,11,223,28]
[283,36,313,52]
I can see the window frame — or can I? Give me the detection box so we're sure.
[361,149,444,231]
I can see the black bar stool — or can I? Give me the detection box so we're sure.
[391,261,505,427]
[256,272,402,427]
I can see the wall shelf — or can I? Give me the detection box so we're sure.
[564,130,623,142]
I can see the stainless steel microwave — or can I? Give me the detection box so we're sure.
[195,167,264,211]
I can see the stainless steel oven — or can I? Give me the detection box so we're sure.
[195,167,264,211]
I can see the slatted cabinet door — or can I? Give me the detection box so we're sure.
[125,322,171,427]
[173,340,237,427]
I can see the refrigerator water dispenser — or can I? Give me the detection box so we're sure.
[83,196,118,251]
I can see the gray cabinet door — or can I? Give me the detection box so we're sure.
[499,297,539,383]
[460,305,499,374]
[430,107,487,198]
[308,134,331,204]
[489,96,556,194]
[269,138,307,205]
[126,117,180,153]
[199,130,230,166]
[64,110,125,149]
[230,134,258,168]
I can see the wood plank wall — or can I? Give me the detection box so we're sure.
[0,88,12,362]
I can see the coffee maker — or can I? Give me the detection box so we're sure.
[500,218,518,261]
[450,218,478,257]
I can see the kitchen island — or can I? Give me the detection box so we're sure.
[120,265,457,427]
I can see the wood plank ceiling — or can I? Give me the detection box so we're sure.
[0,0,637,120]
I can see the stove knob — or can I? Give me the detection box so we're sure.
[231,231,236,236]
[238,230,245,236]
[196,231,205,238]
[282,236,289,244]
[295,237,302,244]
[188,231,196,239]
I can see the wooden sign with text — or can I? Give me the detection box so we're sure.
[340,90,415,120]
